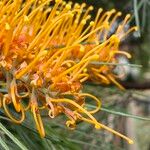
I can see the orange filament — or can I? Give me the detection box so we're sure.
[3,95,25,124]
[79,116,133,144]
[32,105,45,138]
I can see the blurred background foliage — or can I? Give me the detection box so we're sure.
[0,0,150,150]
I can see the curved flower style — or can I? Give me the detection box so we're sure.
[0,0,137,144]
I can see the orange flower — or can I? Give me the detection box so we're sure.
[0,0,137,144]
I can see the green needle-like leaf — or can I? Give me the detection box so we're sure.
[86,104,150,121]
[101,107,150,121]
[0,123,28,150]
[0,136,10,150]
[133,0,141,36]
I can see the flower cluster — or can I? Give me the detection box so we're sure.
[0,0,137,144]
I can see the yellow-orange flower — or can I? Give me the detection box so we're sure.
[0,0,137,144]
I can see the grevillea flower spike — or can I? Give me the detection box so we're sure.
[0,0,137,144]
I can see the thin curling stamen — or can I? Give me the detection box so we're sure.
[120,26,138,39]
[3,95,25,124]
[79,117,133,144]
[49,98,99,124]
[79,93,101,114]
[10,79,21,112]
[32,105,45,137]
